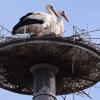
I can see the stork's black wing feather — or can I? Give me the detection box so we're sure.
[12,18,44,34]
[20,12,33,21]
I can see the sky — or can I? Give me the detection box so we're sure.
[0,0,100,100]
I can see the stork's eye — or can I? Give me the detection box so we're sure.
[62,11,65,14]
[51,6,53,8]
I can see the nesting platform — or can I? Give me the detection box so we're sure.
[0,36,100,95]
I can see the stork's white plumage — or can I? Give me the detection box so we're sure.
[12,4,58,37]
[55,11,68,36]
[45,4,58,34]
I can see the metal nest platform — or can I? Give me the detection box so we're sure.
[0,35,100,96]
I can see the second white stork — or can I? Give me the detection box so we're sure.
[12,4,58,37]
[55,11,69,36]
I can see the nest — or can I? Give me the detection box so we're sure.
[0,36,100,95]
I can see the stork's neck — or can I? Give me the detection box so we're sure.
[57,15,64,33]
[57,15,63,23]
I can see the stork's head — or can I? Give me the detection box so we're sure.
[46,4,58,17]
[59,11,69,22]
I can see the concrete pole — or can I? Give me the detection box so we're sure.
[31,63,58,100]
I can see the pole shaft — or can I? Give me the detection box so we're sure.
[31,64,58,100]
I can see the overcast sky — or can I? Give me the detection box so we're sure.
[0,0,100,100]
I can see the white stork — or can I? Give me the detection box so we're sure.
[12,4,58,37]
[55,11,69,36]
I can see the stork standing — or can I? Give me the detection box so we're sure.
[55,11,68,36]
[45,4,57,34]
[12,4,58,37]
